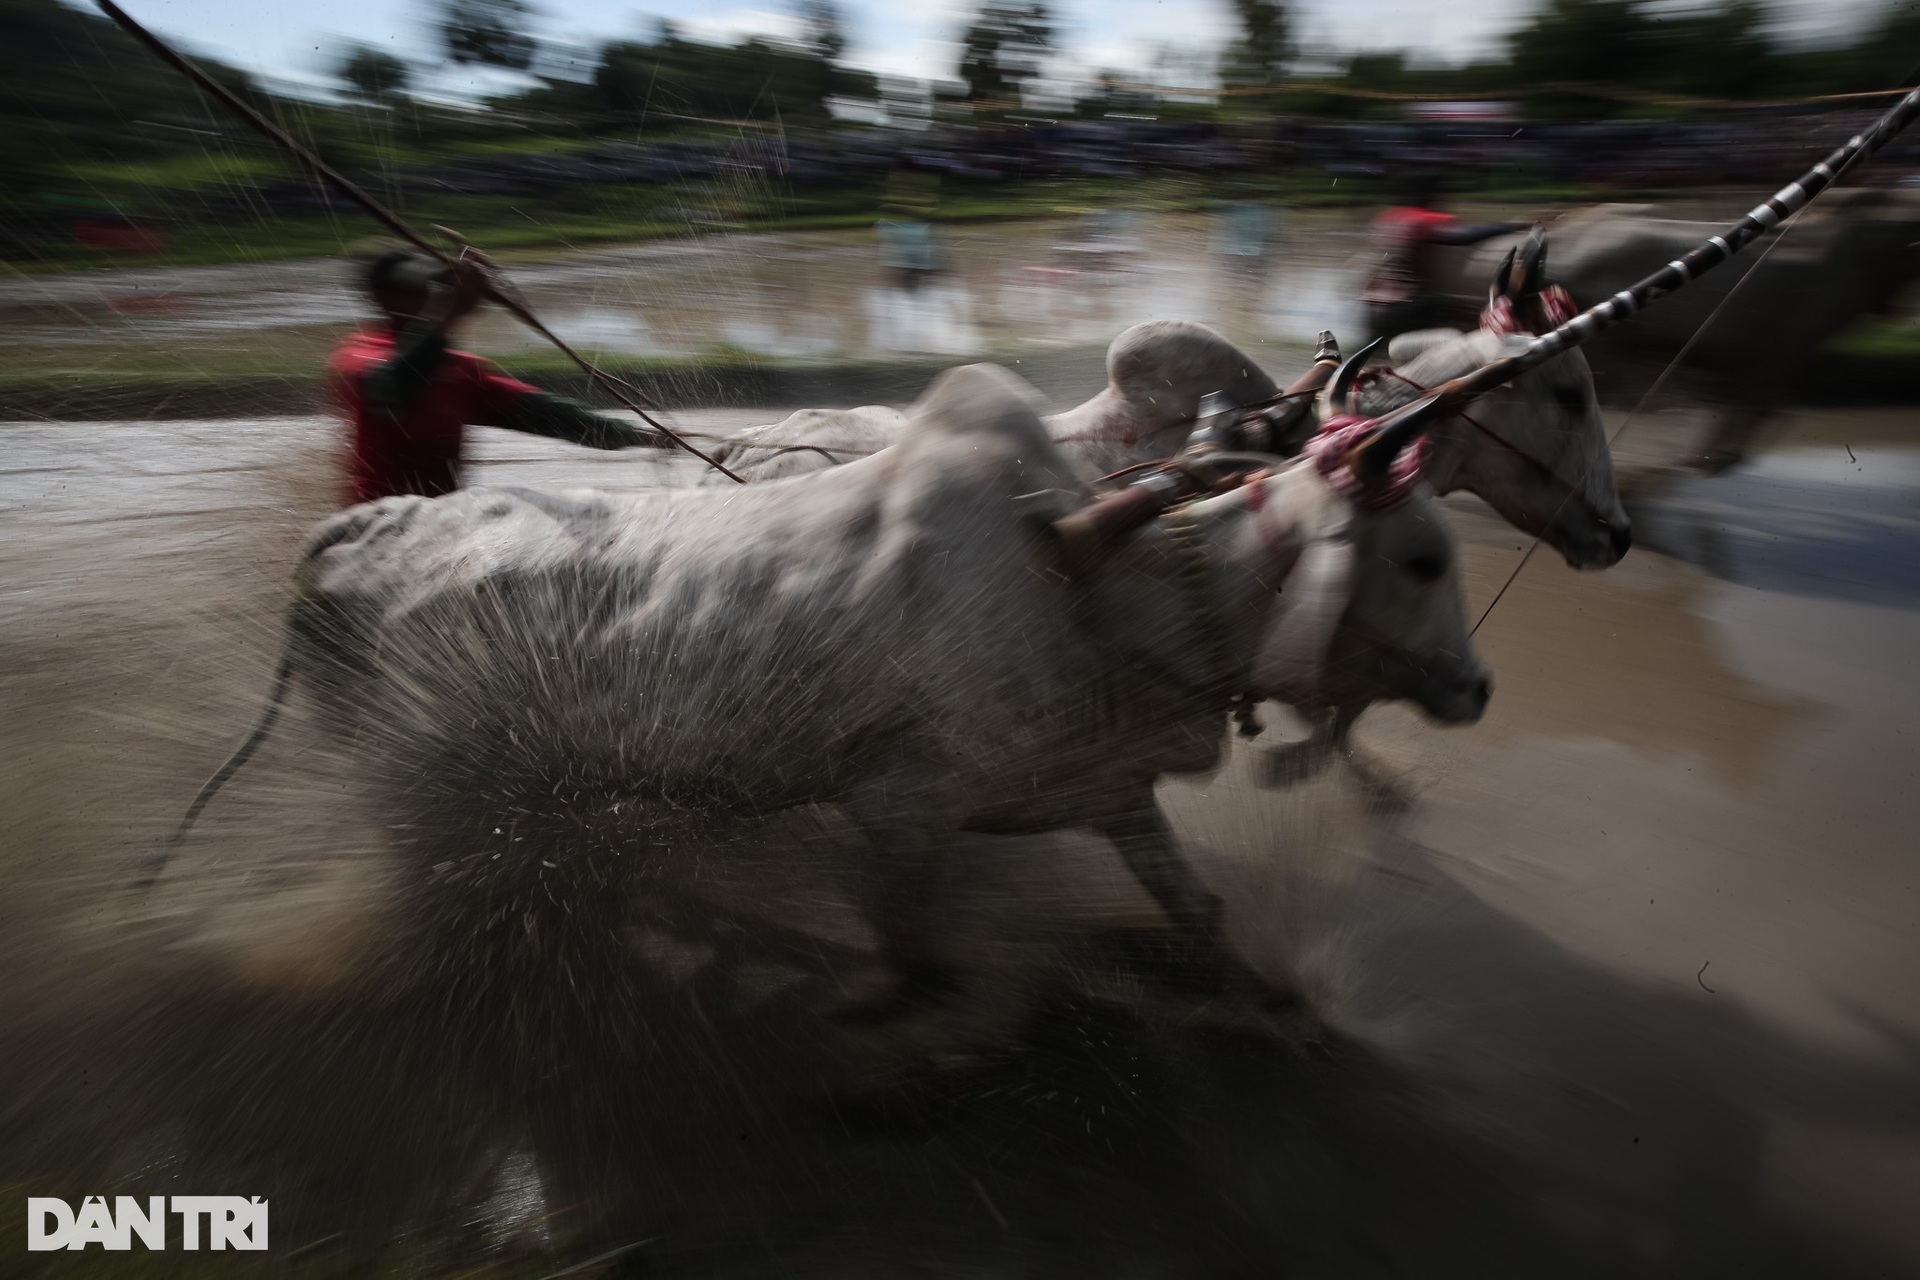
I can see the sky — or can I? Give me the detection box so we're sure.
[105,0,1888,102]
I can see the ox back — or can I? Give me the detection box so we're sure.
[289,365,1252,896]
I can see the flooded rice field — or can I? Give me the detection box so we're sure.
[2,383,1918,1276]
[0,211,1367,373]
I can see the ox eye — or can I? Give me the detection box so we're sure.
[1554,385,1587,414]
[1403,554,1446,583]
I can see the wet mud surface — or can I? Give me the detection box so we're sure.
[3,403,1919,1276]
[0,211,1368,372]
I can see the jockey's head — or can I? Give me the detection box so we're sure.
[362,246,446,326]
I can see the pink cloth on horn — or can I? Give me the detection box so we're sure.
[1306,415,1427,513]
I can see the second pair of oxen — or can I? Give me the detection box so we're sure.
[294,362,1486,1027]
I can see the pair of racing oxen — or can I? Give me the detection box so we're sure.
[278,235,1627,1038]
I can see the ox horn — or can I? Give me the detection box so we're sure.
[1348,393,1443,481]
[1321,335,1384,417]
[1490,246,1517,305]
[1518,228,1549,294]
[1283,331,1342,400]
[1308,329,1341,371]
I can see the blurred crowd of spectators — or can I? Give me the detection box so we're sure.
[7,107,1916,255]
[146,109,1920,217]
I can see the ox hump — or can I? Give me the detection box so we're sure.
[898,364,1062,464]
[892,362,1089,520]
[1106,319,1276,416]
[298,487,612,620]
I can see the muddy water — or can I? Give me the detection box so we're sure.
[0,212,1368,370]
[2,403,1919,1276]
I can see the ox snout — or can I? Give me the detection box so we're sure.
[1557,515,1632,570]
[1420,661,1491,725]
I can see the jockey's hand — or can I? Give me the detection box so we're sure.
[439,253,494,324]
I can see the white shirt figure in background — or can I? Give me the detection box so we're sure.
[1211,200,1275,260]
[876,216,945,291]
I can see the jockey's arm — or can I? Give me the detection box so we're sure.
[1428,221,1526,247]
[500,392,661,451]
[366,253,659,450]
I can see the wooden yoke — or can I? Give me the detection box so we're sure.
[1051,331,1345,576]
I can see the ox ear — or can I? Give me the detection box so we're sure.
[1490,247,1516,305]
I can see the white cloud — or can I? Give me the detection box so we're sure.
[838,0,972,84]
[673,7,808,47]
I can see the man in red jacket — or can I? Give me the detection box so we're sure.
[328,247,659,506]
[1358,174,1525,342]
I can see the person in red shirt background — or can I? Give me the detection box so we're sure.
[328,246,660,506]
[1358,173,1527,343]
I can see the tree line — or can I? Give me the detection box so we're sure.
[352,0,1920,122]
[1320,0,1920,117]
[2,0,1916,184]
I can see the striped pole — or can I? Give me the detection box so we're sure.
[1371,86,1920,439]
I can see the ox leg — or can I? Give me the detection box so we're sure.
[1264,703,1409,810]
[1094,802,1303,1019]
[1094,802,1224,942]
[1694,405,1771,476]
[1259,708,1341,788]
[1323,704,1413,815]
[835,773,968,1026]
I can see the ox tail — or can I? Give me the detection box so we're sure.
[134,641,297,891]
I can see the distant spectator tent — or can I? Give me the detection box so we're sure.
[1406,101,1517,124]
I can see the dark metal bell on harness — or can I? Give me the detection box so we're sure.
[1185,391,1243,453]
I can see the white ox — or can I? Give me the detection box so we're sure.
[292,364,1487,1016]
[706,311,1630,570]
[700,302,1625,800]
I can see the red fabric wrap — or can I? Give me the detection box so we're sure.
[1482,284,1577,337]
[1481,295,1519,335]
[1307,415,1427,513]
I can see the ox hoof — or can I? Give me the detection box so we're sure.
[1353,771,1412,817]
[1259,739,1331,789]
[1691,447,1748,477]
[829,957,962,1028]
[1337,748,1412,816]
